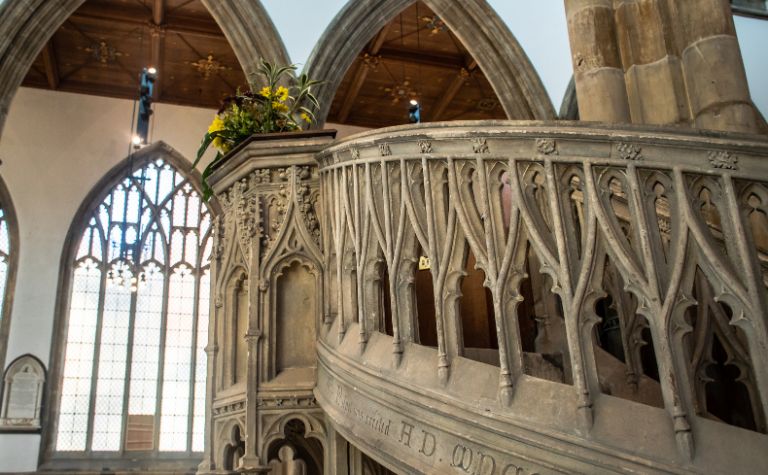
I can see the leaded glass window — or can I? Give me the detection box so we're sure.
[55,156,211,454]
[0,204,11,324]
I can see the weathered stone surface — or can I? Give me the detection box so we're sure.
[625,56,689,124]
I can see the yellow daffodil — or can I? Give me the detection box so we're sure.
[301,112,312,124]
[275,85,289,102]
[272,101,289,112]
[259,86,272,98]
[207,115,225,134]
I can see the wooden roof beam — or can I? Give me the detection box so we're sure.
[41,41,60,90]
[153,0,165,25]
[337,24,391,123]
[377,46,465,70]
[430,59,478,121]
[69,11,222,40]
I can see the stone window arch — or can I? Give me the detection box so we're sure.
[304,0,556,125]
[732,0,768,16]
[0,174,19,386]
[41,143,214,470]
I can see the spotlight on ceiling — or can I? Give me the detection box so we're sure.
[131,135,143,147]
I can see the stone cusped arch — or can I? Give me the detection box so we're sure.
[0,0,289,137]
[261,412,327,470]
[304,0,556,125]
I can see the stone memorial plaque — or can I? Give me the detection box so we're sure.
[1,355,45,431]
[6,370,38,419]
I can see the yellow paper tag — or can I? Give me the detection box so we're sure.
[418,256,431,270]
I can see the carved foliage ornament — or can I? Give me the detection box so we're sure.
[536,138,557,155]
[617,142,643,161]
[295,166,321,247]
[472,138,490,154]
[213,400,246,416]
[708,150,738,170]
[237,193,261,247]
[257,396,318,408]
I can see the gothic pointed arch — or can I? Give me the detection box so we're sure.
[40,141,217,470]
[304,0,556,125]
[0,174,19,387]
[0,0,289,137]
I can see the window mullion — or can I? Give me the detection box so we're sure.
[187,266,201,453]
[153,260,172,451]
[85,262,109,452]
[119,284,139,455]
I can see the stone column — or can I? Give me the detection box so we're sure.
[324,425,350,475]
[614,0,690,125]
[565,0,630,123]
[676,0,759,133]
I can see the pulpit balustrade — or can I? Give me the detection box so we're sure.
[314,121,768,475]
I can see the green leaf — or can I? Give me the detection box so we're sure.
[200,152,224,201]
[193,132,214,168]
[305,92,320,109]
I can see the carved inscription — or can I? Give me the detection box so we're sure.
[335,385,391,436]
[327,380,542,475]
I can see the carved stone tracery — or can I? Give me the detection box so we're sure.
[199,134,333,474]
[315,122,768,474]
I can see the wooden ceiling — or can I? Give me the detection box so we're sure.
[22,1,505,127]
[327,2,507,128]
[22,0,248,109]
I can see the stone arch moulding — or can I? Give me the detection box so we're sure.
[215,417,247,470]
[260,412,327,457]
[304,0,556,126]
[38,141,215,466]
[0,173,18,392]
[265,255,322,379]
[0,0,289,138]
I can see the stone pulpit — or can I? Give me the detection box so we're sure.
[197,131,335,474]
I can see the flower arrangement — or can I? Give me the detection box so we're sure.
[193,60,321,199]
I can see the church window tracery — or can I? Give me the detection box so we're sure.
[53,153,211,455]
